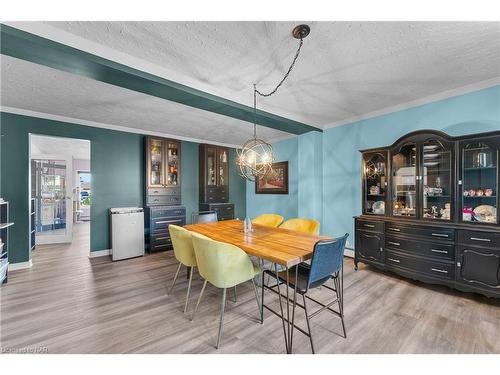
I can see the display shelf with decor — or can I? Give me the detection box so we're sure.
[1,200,13,286]
[144,136,185,252]
[199,144,234,220]
[354,129,500,298]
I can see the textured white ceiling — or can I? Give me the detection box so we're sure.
[1,55,289,146]
[43,21,500,128]
[31,134,90,160]
[2,21,500,145]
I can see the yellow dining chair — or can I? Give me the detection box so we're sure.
[190,232,261,349]
[279,218,321,235]
[168,225,198,313]
[252,213,284,228]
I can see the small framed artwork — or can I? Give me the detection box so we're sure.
[255,161,289,194]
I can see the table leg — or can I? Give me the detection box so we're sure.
[274,263,288,354]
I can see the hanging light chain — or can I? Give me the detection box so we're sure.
[254,36,304,98]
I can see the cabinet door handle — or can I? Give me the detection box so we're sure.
[388,227,400,232]
[431,249,448,254]
[470,237,491,242]
[388,241,400,246]
[387,258,400,263]
[431,233,449,238]
[363,224,375,228]
[431,268,448,274]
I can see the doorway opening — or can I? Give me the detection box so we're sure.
[30,134,91,249]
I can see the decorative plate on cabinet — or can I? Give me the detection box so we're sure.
[473,205,497,223]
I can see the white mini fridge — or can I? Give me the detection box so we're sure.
[110,207,145,261]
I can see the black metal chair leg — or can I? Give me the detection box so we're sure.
[334,276,347,338]
[302,293,315,354]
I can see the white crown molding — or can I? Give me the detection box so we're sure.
[323,77,500,130]
[0,106,241,148]
[88,249,111,258]
[8,259,33,271]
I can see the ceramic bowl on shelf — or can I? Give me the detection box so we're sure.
[372,201,385,214]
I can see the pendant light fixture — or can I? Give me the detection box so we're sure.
[237,24,310,181]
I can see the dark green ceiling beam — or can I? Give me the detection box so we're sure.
[1,24,321,135]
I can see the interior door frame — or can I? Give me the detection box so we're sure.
[30,150,74,245]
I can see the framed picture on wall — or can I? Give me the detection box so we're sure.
[255,161,289,194]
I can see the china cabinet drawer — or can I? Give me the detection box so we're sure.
[356,219,384,233]
[385,236,454,261]
[385,250,455,280]
[151,207,185,218]
[151,217,185,233]
[151,234,172,247]
[147,195,181,205]
[148,187,180,196]
[150,242,173,252]
[385,224,455,242]
[457,230,500,248]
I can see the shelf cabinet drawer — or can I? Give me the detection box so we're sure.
[457,230,500,248]
[147,195,181,206]
[385,250,455,280]
[151,207,186,218]
[385,224,455,242]
[385,236,454,261]
[152,217,185,233]
[356,219,384,233]
[151,234,172,247]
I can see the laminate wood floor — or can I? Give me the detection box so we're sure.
[1,222,499,354]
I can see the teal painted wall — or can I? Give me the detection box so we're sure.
[246,85,500,247]
[0,112,246,263]
[245,137,299,219]
[228,148,248,220]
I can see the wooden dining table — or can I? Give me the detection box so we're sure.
[184,219,331,353]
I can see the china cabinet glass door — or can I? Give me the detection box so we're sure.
[392,143,417,217]
[461,141,498,224]
[149,138,164,187]
[218,148,228,186]
[421,140,452,220]
[166,141,179,186]
[363,152,387,215]
[206,146,217,186]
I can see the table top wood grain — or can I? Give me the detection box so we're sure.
[184,219,331,267]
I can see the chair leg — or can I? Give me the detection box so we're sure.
[183,266,194,313]
[302,294,315,354]
[168,263,182,294]
[333,275,347,338]
[216,288,227,349]
[191,279,207,321]
[251,278,262,322]
[232,286,237,303]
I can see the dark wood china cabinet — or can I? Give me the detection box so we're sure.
[355,130,500,298]
[144,136,185,252]
[199,144,234,221]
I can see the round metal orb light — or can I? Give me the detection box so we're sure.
[236,137,274,181]
[236,24,309,181]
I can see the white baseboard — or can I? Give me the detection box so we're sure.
[344,248,354,258]
[8,259,33,271]
[88,249,111,258]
